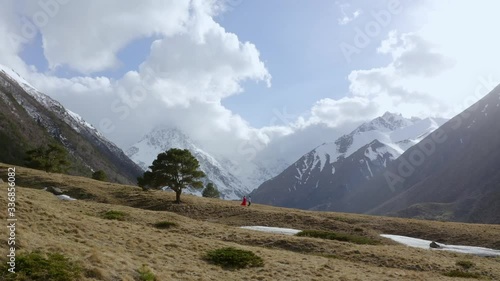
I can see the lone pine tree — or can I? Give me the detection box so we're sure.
[138,148,205,203]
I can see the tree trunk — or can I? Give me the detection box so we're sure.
[175,190,182,204]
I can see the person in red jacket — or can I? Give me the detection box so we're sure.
[241,196,247,206]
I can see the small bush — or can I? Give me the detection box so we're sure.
[0,251,82,281]
[202,183,220,198]
[296,230,379,245]
[204,247,264,269]
[443,270,481,279]
[102,210,128,221]
[92,170,107,181]
[153,221,178,229]
[456,260,475,270]
[137,264,156,281]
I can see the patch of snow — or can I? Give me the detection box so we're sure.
[381,234,500,257]
[314,142,338,171]
[240,226,301,236]
[365,160,373,177]
[295,166,303,179]
[390,117,443,144]
[56,195,77,201]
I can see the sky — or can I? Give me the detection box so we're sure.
[1,0,500,167]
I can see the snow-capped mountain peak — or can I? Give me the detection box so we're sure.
[275,113,445,189]
[355,112,415,134]
[250,112,448,209]
[127,127,252,199]
[139,127,193,151]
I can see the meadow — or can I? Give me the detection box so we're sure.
[1,163,499,280]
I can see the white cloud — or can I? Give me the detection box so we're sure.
[18,0,192,74]
[0,0,31,73]
[378,32,455,78]
[307,97,378,127]
[2,0,271,162]
[142,20,270,106]
[346,0,500,119]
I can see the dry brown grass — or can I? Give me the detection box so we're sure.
[1,163,500,280]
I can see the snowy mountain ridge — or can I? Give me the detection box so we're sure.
[251,112,448,209]
[0,64,143,183]
[0,64,103,139]
[308,112,447,176]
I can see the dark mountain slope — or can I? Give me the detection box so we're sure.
[334,85,500,224]
[0,68,143,184]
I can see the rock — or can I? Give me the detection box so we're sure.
[430,241,441,249]
[45,186,64,195]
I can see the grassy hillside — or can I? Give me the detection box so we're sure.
[1,163,499,280]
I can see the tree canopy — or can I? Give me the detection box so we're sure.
[138,148,205,203]
[202,183,220,198]
[25,143,70,173]
[92,170,107,181]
